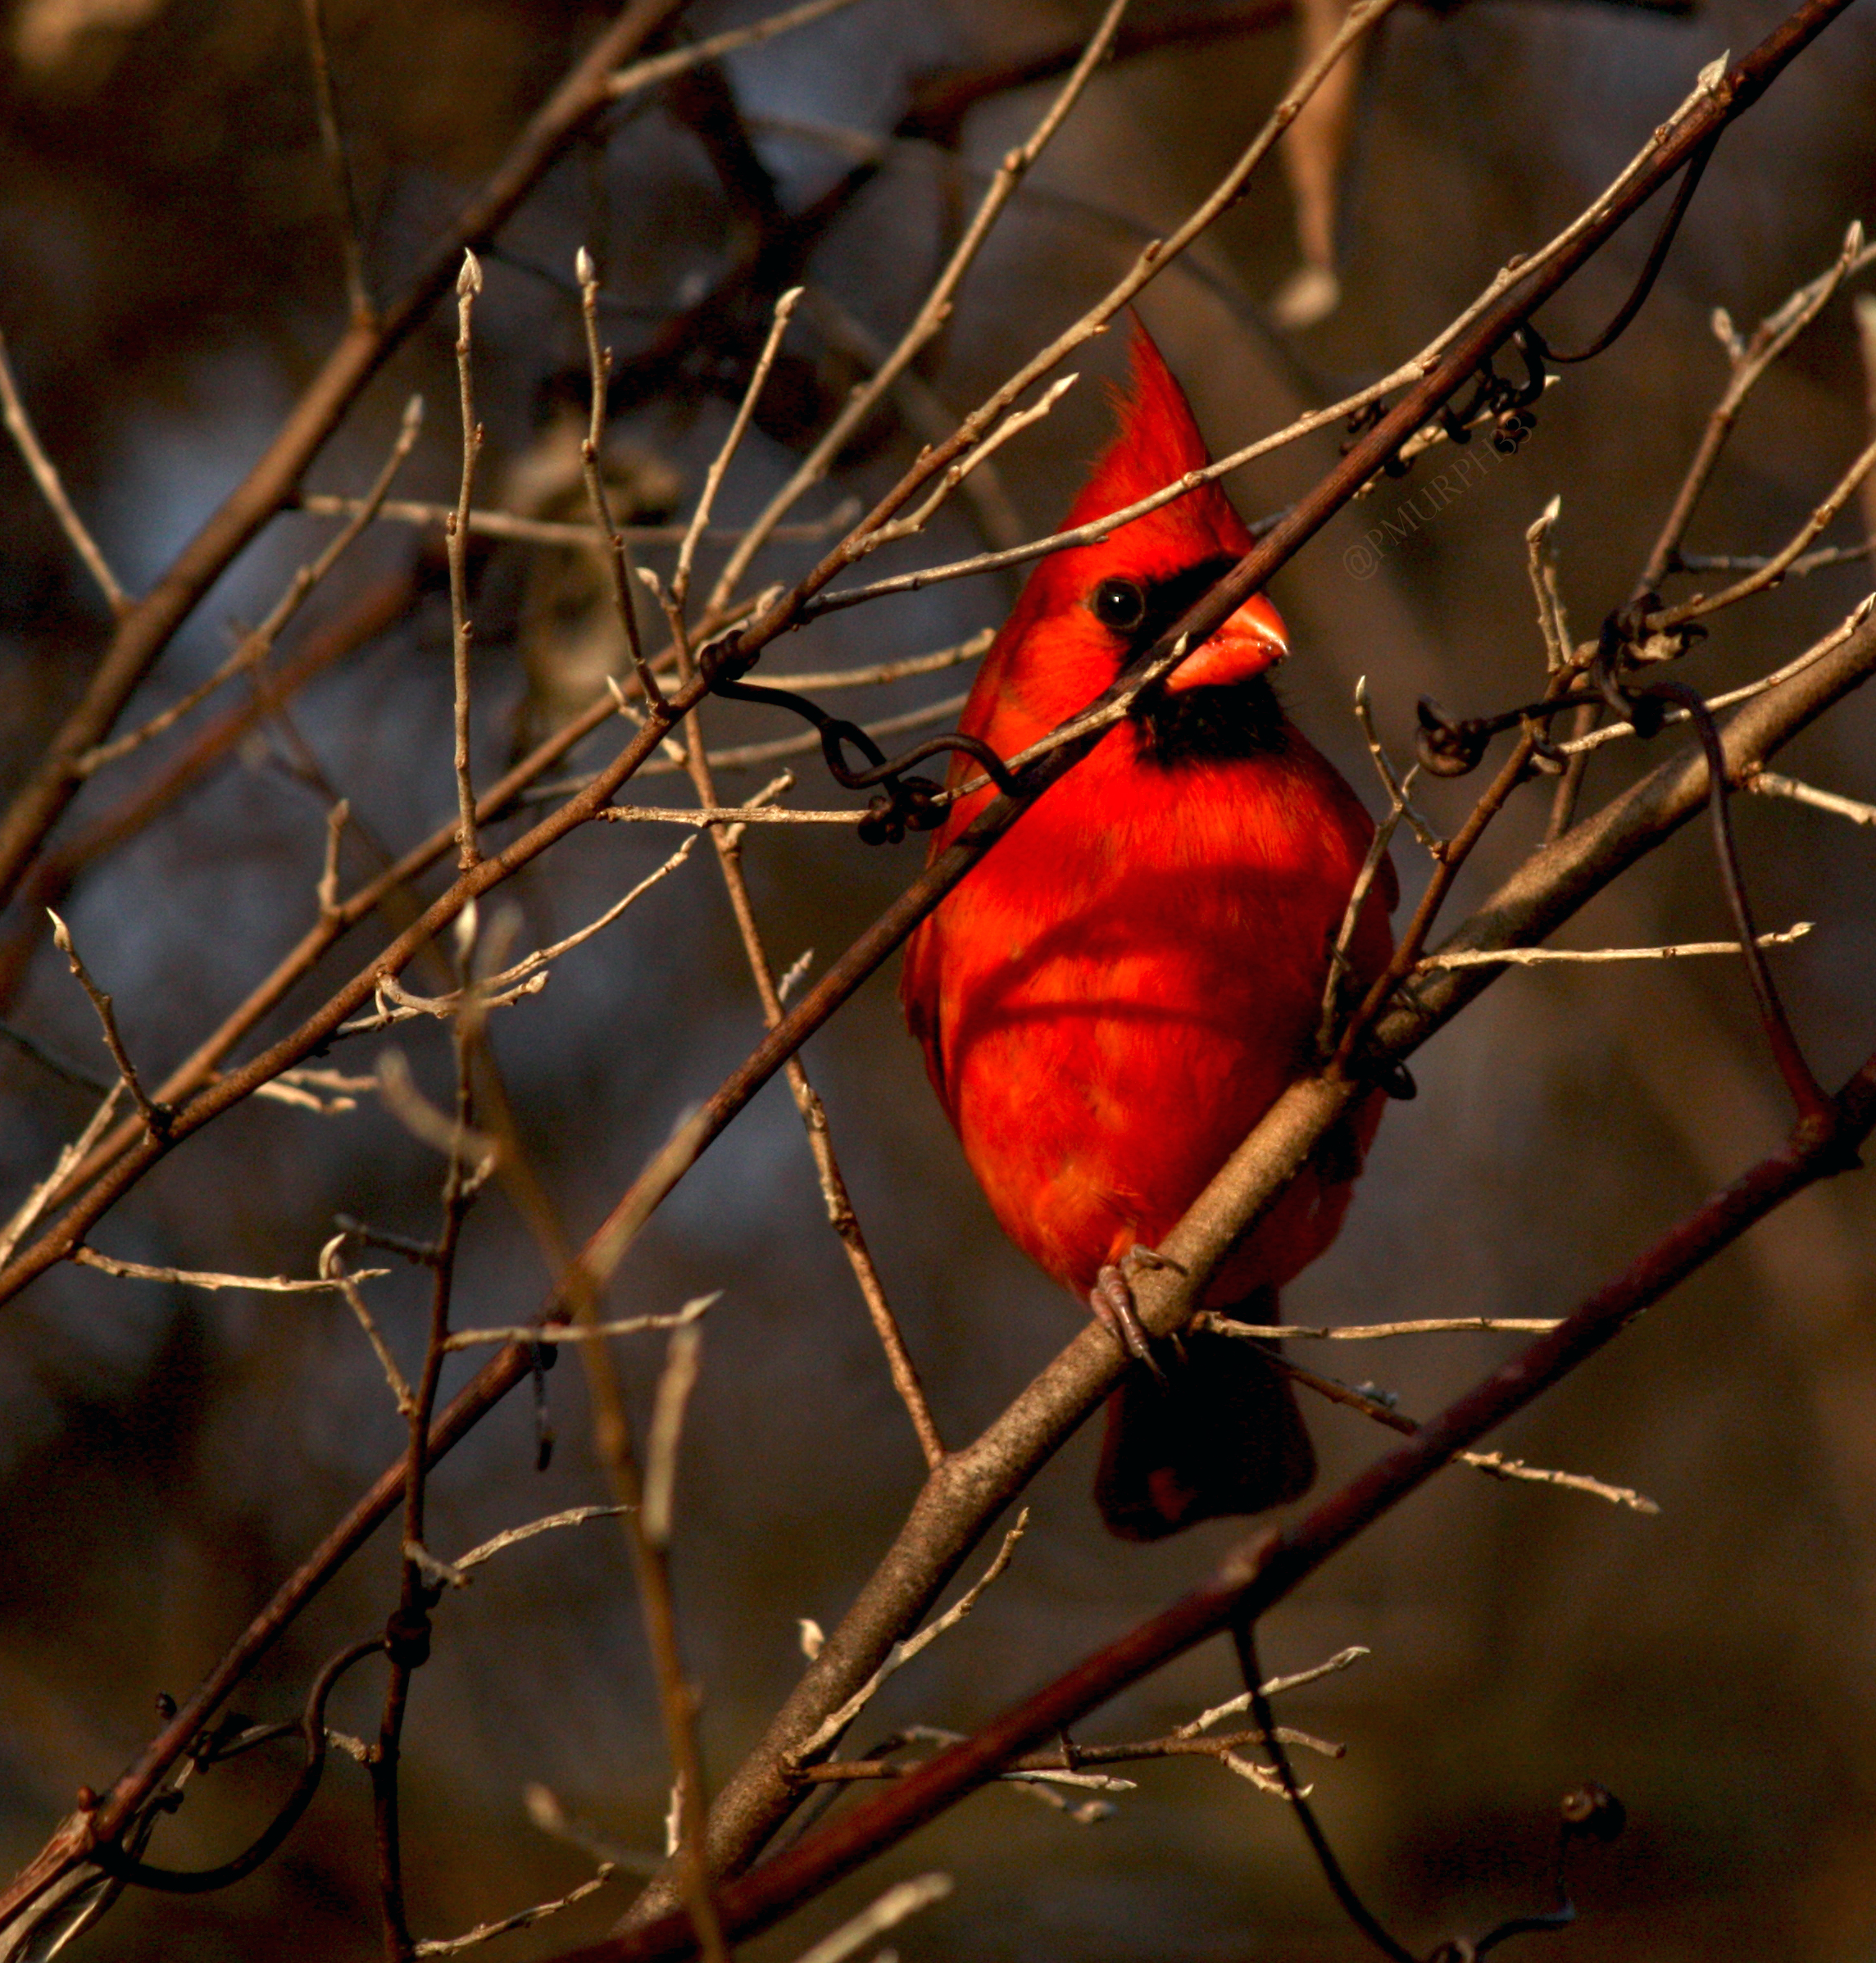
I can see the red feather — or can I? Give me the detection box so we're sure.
[902,325,1395,1538]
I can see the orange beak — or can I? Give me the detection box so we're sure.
[1162,592,1288,693]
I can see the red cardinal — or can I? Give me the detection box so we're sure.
[901,325,1395,1539]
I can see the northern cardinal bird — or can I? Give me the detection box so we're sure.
[901,325,1394,1539]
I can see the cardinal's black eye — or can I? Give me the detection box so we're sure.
[1091,577,1147,633]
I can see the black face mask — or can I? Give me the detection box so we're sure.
[1087,556,1289,769]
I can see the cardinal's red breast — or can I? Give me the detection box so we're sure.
[900,325,1394,1306]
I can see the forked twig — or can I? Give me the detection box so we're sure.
[793,1511,1029,1762]
[46,911,164,1137]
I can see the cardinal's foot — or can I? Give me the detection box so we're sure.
[1089,1246,1188,1388]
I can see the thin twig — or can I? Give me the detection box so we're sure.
[1638,218,1872,594]
[311,798,350,925]
[671,288,805,617]
[1647,430,1876,630]
[1678,539,1873,576]
[448,254,484,870]
[1746,767,1876,828]
[802,1723,1343,1782]
[1274,1356,1660,1513]
[576,247,663,705]
[444,1294,718,1352]
[1525,495,1570,672]
[1419,922,1811,967]
[1353,677,1440,852]
[794,1512,1028,1762]
[414,1868,617,1956]
[466,1042,730,1963]
[0,1084,123,1271]
[601,806,861,826]
[1176,1645,1371,1738]
[451,1506,635,1574]
[319,1235,417,1415]
[253,1066,377,1114]
[0,329,129,615]
[606,0,865,99]
[782,1873,952,1963]
[46,911,164,1136]
[1202,1312,1563,1341]
[642,1324,703,1548]
[341,836,701,1034]
[70,1247,391,1294]
[300,0,373,325]
[290,493,861,549]
[375,1004,480,1961]
[676,702,946,1466]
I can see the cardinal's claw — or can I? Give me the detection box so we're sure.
[1121,1244,1190,1365]
[1091,1259,1170,1388]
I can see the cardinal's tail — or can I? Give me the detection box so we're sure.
[1093,1290,1315,1541]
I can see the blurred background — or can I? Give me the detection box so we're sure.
[2,0,1876,1956]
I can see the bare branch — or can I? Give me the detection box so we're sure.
[444,1294,719,1352]
[449,254,485,868]
[642,1325,703,1548]
[606,0,865,99]
[1277,1356,1660,1513]
[783,1873,952,1963]
[1461,1452,1660,1513]
[795,1512,1029,1762]
[46,911,163,1137]
[70,1247,390,1295]
[300,0,372,325]
[415,1868,618,1956]
[0,329,128,615]
[319,1234,416,1415]
[451,1506,635,1574]
[575,247,665,707]
[671,288,805,616]
[1525,494,1570,671]
[1420,922,1812,967]
[1177,1646,1371,1738]
[1639,217,1873,592]
[0,1084,123,1271]
[291,493,862,550]
[1202,1314,1563,1341]
[600,806,860,827]
[1648,429,1876,630]
[1746,767,1876,827]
